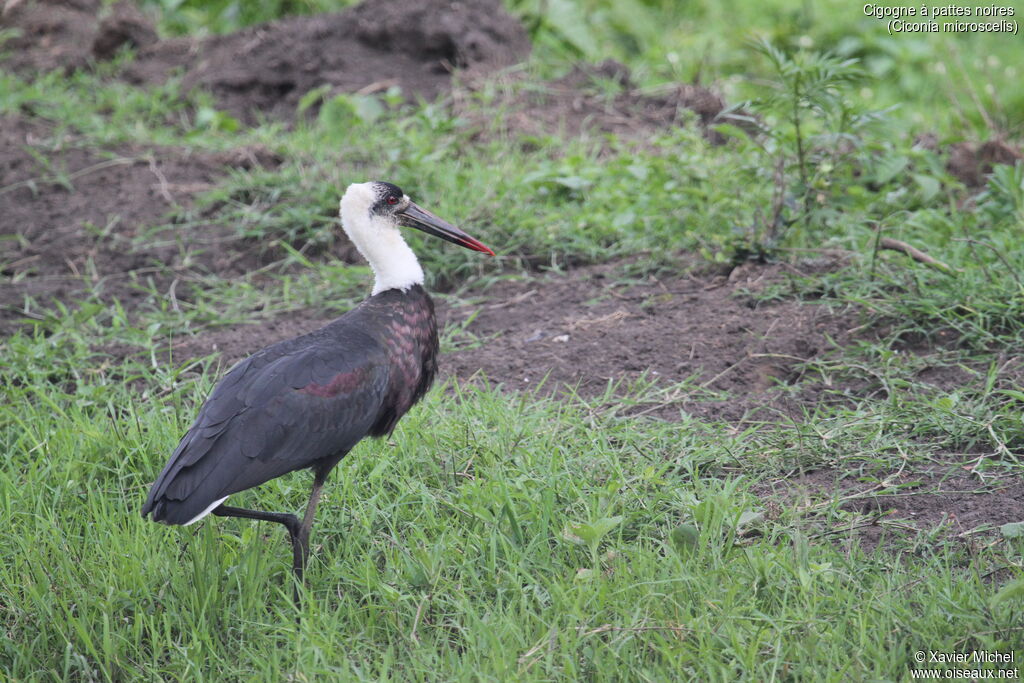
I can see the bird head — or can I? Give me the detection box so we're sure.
[340,181,494,256]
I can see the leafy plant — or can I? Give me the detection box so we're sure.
[978,161,1024,224]
[728,39,888,256]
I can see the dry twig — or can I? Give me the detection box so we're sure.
[878,237,957,276]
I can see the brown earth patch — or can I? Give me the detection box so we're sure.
[454,59,734,144]
[3,0,530,124]
[946,139,1021,188]
[1,0,157,74]
[441,259,862,422]
[760,454,1024,551]
[123,0,530,124]
[0,114,282,335]
[3,1,727,140]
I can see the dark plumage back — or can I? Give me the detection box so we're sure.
[142,285,437,525]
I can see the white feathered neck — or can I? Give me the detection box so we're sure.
[340,183,425,295]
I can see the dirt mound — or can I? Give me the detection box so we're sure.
[91,0,158,60]
[454,59,733,143]
[946,139,1021,188]
[0,115,281,335]
[3,1,728,141]
[0,0,157,73]
[3,0,529,123]
[122,0,530,123]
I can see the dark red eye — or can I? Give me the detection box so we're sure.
[386,195,399,205]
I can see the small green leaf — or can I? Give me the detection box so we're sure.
[874,154,909,185]
[566,516,623,548]
[612,210,636,229]
[554,176,593,192]
[318,95,357,130]
[296,84,333,114]
[712,123,753,142]
[378,583,403,604]
[627,164,649,182]
[193,107,239,132]
[544,0,600,57]
[670,524,699,555]
[998,390,1024,403]
[350,94,385,124]
[1000,521,1024,539]
[561,527,584,546]
[736,510,764,528]
[913,173,941,202]
[588,516,623,540]
[575,567,597,582]
[991,577,1024,606]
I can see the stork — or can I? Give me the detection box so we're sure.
[141,181,493,581]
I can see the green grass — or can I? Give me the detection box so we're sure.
[3,0,1024,679]
[2,338,1022,680]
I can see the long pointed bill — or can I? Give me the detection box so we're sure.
[398,202,495,256]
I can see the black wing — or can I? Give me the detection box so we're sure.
[141,326,389,525]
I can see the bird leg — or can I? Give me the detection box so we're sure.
[295,470,329,581]
[210,469,330,583]
[211,504,303,575]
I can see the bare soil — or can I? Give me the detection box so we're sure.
[2,0,726,139]
[453,59,733,144]
[0,114,282,334]
[441,259,861,422]
[124,0,530,124]
[3,0,531,124]
[916,133,1022,188]
[946,139,1022,188]
[0,0,157,74]
[760,453,1024,552]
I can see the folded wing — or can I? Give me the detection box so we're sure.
[142,329,389,525]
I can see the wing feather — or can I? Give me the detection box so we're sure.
[142,326,390,525]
